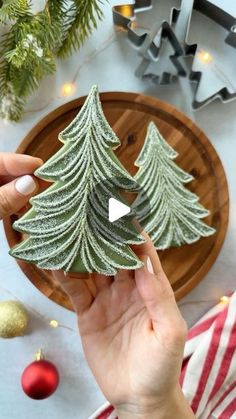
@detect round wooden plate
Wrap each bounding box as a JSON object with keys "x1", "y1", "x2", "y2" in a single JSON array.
[{"x1": 3, "y1": 92, "x2": 229, "y2": 310}]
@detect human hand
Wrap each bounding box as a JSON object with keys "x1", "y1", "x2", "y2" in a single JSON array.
[
  {"x1": 0, "y1": 152, "x2": 42, "y2": 219},
  {"x1": 53, "y1": 234, "x2": 194, "y2": 419}
]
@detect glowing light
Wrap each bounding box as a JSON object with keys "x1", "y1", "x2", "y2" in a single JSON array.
[
  {"x1": 61, "y1": 83, "x2": 76, "y2": 97},
  {"x1": 197, "y1": 50, "x2": 213, "y2": 64},
  {"x1": 117, "y1": 5, "x2": 133, "y2": 18},
  {"x1": 50, "y1": 319, "x2": 59, "y2": 328},
  {"x1": 220, "y1": 295, "x2": 229, "y2": 305}
]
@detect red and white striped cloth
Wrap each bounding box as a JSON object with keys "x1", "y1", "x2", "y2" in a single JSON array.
[{"x1": 89, "y1": 292, "x2": 236, "y2": 419}]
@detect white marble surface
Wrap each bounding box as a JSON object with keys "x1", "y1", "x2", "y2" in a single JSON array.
[{"x1": 0, "y1": 1, "x2": 236, "y2": 418}]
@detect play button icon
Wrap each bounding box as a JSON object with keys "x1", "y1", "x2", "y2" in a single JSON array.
[
  {"x1": 109, "y1": 198, "x2": 131, "y2": 223},
  {"x1": 90, "y1": 175, "x2": 151, "y2": 244}
]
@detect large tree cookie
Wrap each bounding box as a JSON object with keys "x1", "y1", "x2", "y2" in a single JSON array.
[{"x1": 10, "y1": 86, "x2": 144, "y2": 275}]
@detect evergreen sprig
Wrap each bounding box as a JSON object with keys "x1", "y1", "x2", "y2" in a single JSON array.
[
  {"x1": 57, "y1": 0, "x2": 104, "y2": 58},
  {"x1": 0, "y1": 0, "x2": 104, "y2": 121},
  {"x1": 0, "y1": 0, "x2": 29, "y2": 22}
]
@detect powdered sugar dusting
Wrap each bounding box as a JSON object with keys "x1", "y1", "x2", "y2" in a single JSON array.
[
  {"x1": 10, "y1": 86, "x2": 144, "y2": 274},
  {"x1": 134, "y1": 122, "x2": 216, "y2": 249}
]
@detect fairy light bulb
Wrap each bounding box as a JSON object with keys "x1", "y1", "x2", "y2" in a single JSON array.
[
  {"x1": 49, "y1": 320, "x2": 59, "y2": 328},
  {"x1": 119, "y1": 5, "x2": 133, "y2": 18},
  {"x1": 198, "y1": 50, "x2": 213, "y2": 64},
  {"x1": 220, "y1": 295, "x2": 229, "y2": 305},
  {"x1": 61, "y1": 82, "x2": 76, "y2": 97}
]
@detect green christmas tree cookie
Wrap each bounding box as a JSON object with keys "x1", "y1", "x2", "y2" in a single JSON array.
[
  {"x1": 133, "y1": 121, "x2": 216, "y2": 249},
  {"x1": 10, "y1": 85, "x2": 144, "y2": 275}
]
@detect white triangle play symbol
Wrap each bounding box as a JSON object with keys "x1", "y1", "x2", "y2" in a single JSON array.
[{"x1": 109, "y1": 198, "x2": 131, "y2": 223}]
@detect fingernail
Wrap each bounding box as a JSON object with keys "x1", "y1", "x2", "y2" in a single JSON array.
[
  {"x1": 15, "y1": 175, "x2": 37, "y2": 196},
  {"x1": 37, "y1": 158, "x2": 44, "y2": 166},
  {"x1": 147, "y1": 257, "x2": 154, "y2": 273}
]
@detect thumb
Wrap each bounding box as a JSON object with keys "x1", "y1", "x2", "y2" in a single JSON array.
[{"x1": 0, "y1": 175, "x2": 38, "y2": 219}]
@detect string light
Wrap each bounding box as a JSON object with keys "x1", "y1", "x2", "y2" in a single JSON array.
[
  {"x1": 220, "y1": 295, "x2": 230, "y2": 305},
  {"x1": 0, "y1": 285, "x2": 77, "y2": 334},
  {"x1": 197, "y1": 49, "x2": 236, "y2": 92},
  {"x1": 179, "y1": 294, "x2": 232, "y2": 308},
  {"x1": 24, "y1": 28, "x2": 123, "y2": 117},
  {"x1": 196, "y1": 48, "x2": 235, "y2": 92},
  {"x1": 49, "y1": 320, "x2": 59, "y2": 328},
  {"x1": 61, "y1": 82, "x2": 76, "y2": 97},
  {"x1": 197, "y1": 50, "x2": 213, "y2": 64},
  {"x1": 118, "y1": 5, "x2": 133, "y2": 18}
]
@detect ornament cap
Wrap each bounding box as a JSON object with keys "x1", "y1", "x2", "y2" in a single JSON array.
[{"x1": 35, "y1": 348, "x2": 44, "y2": 361}]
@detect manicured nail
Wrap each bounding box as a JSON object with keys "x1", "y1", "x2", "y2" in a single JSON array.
[
  {"x1": 15, "y1": 175, "x2": 37, "y2": 196},
  {"x1": 147, "y1": 257, "x2": 154, "y2": 273},
  {"x1": 36, "y1": 158, "x2": 44, "y2": 167}
]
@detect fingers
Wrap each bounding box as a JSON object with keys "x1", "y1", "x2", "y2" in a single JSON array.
[
  {"x1": 135, "y1": 258, "x2": 184, "y2": 334},
  {"x1": 52, "y1": 270, "x2": 94, "y2": 315},
  {"x1": 115, "y1": 269, "x2": 134, "y2": 281},
  {"x1": 93, "y1": 273, "x2": 113, "y2": 291},
  {"x1": 85, "y1": 277, "x2": 97, "y2": 298},
  {"x1": 0, "y1": 175, "x2": 39, "y2": 219},
  {"x1": 65, "y1": 272, "x2": 99, "y2": 297},
  {"x1": 0, "y1": 153, "x2": 43, "y2": 179},
  {"x1": 132, "y1": 230, "x2": 164, "y2": 276},
  {"x1": 133, "y1": 233, "x2": 184, "y2": 333},
  {"x1": 0, "y1": 153, "x2": 43, "y2": 218}
]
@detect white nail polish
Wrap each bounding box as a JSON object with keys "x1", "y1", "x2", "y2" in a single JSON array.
[
  {"x1": 147, "y1": 257, "x2": 154, "y2": 273},
  {"x1": 15, "y1": 175, "x2": 36, "y2": 196}
]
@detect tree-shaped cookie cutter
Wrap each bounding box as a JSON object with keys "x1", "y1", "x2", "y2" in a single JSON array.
[
  {"x1": 113, "y1": 0, "x2": 184, "y2": 83},
  {"x1": 135, "y1": 21, "x2": 186, "y2": 84},
  {"x1": 112, "y1": 0, "x2": 182, "y2": 48},
  {"x1": 185, "y1": 0, "x2": 236, "y2": 109},
  {"x1": 113, "y1": 0, "x2": 236, "y2": 106}
]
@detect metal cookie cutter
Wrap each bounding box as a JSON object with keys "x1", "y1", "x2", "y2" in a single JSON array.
[
  {"x1": 112, "y1": 0, "x2": 182, "y2": 48},
  {"x1": 135, "y1": 21, "x2": 186, "y2": 84},
  {"x1": 185, "y1": 0, "x2": 236, "y2": 109},
  {"x1": 113, "y1": 0, "x2": 184, "y2": 84}
]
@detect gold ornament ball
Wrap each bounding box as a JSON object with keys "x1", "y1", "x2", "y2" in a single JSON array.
[{"x1": 0, "y1": 301, "x2": 28, "y2": 338}]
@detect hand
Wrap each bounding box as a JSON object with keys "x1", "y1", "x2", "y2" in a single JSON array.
[
  {"x1": 53, "y1": 234, "x2": 195, "y2": 419},
  {"x1": 0, "y1": 152, "x2": 43, "y2": 219}
]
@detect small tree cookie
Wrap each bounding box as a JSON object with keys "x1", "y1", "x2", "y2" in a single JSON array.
[{"x1": 134, "y1": 121, "x2": 215, "y2": 249}]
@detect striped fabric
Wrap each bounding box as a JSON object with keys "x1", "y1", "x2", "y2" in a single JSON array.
[{"x1": 89, "y1": 292, "x2": 236, "y2": 419}]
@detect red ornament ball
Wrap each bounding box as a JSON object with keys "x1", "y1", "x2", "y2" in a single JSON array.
[{"x1": 21, "y1": 359, "x2": 59, "y2": 400}]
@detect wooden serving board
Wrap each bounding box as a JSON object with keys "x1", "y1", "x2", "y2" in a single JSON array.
[{"x1": 3, "y1": 92, "x2": 229, "y2": 310}]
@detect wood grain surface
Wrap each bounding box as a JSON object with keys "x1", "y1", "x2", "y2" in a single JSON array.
[{"x1": 3, "y1": 92, "x2": 229, "y2": 310}]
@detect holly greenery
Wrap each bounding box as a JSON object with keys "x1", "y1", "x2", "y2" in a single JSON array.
[{"x1": 0, "y1": 0, "x2": 103, "y2": 121}]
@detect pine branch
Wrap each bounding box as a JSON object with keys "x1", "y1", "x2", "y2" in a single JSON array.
[
  {"x1": 0, "y1": 0, "x2": 29, "y2": 22},
  {"x1": 56, "y1": 0, "x2": 104, "y2": 58},
  {"x1": 0, "y1": 10, "x2": 57, "y2": 120},
  {"x1": 0, "y1": 0, "x2": 105, "y2": 121},
  {"x1": 46, "y1": 0, "x2": 69, "y2": 50}
]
